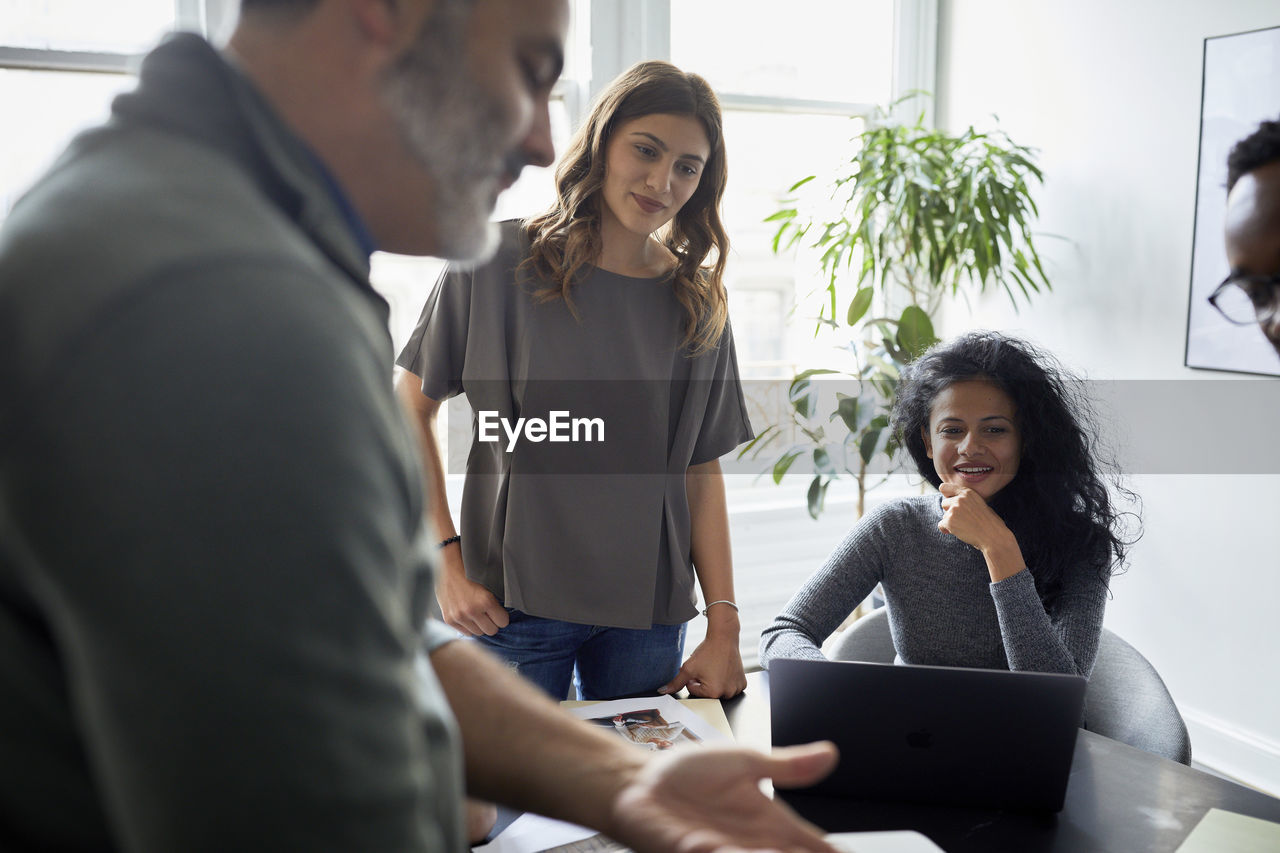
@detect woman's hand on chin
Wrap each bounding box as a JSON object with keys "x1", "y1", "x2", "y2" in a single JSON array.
[{"x1": 937, "y1": 482, "x2": 1026, "y2": 582}]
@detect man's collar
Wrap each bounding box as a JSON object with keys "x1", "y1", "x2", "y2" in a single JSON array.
[{"x1": 299, "y1": 144, "x2": 379, "y2": 261}]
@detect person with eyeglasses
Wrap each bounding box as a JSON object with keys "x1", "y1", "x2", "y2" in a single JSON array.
[{"x1": 1215, "y1": 116, "x2": 1280, "y2": 358}]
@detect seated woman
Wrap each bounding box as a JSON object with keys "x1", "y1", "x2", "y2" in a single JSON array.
[{"x1": 759, "y1": 331, "x2": 1138, "y2": 676}]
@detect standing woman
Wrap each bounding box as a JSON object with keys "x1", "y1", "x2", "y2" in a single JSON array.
[
  {"x1": 760, "y1": 331, "x2": 1138, "y2": 676},
  {"x1": 396, "y1": 61, "x2": 750, "y2": 700}
]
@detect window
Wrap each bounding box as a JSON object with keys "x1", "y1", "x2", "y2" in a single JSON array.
[
  {"x1": 1, "y1": 0, "x2": 177, "y2": 54},
  {"x1": 0, "y1": 68, "x2": 133, "y2": 217},
  {"x1": 670, "y1": 0, "x2": 894, "y2": 105},
  {"x1": 671, "y1": 0, "x2": 913, "y2": 375},
  {"x1": 0, "y1": 1, "x2": 236, "y2": 221}
]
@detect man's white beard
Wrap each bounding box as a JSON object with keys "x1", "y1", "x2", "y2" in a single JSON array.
[
  {"x1": 431, "y1": 184, "x2": 502, "y2": 263},
  {"x1": 379, "y1": 1, "x2": 513, "y2": 263}
]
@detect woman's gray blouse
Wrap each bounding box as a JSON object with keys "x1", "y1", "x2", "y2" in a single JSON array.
[{"x1": 396, "y1": 222, "x2": 752, "y2": 628}]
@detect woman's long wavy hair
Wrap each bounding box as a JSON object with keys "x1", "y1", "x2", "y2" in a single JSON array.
[
  {"x1": 522, "y1": 61, "x2": 730, "y2": 354},
  {"x1": 891, "y1": 331, "x2": 1140, "y2": 611}
]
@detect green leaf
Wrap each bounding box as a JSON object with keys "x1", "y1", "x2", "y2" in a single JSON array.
[
  {"x1": 806, "y1": 475, "x2": 830, "y2": 520},
  {"x1": 882, "y1": 335, "x2": 909, "y2": 364},
  {"x1": 789, "y1": 368, "x2": 838, "y2": 418},
  {"x1": 846, "y1": 286, "x2": 874, "y2": 327},
  {"x1": 773, "y1": 449, "x2": 802, "y2": 484},
  {"x1": 800, "y1": 425, "x2": 826, "y2": 444},
  {"x1": 833, "y1": 394, "x2": 860, "y2": 433},
  {"x1": 792, "y1": 368, "x2": 840, "y2": 384},
  {"x1": 788, "y1": 174, "x2": 817, "y2": 193},
  {"x1": 790, "y1": 385, "x2": 814, "y2": 419},
  {"x1": 859, "y1": 428, "x2": 883, "y2": 466},
  {"x1": 736, "y1": 423, "x2": 780, "y2": 459},
  {"x1": 813, "y1": 447, "x2": 836, "y2": 476},
  {"x1": 895, "y1": 305, "x2": 937, "y2": 359}
]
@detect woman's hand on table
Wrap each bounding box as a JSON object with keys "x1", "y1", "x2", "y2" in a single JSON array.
[{"x1": 659, "y1": 616, "x2": 746, "y2": 699}]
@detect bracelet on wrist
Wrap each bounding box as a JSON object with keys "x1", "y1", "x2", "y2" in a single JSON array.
[
  {"x1": 438, "y1": 534, "x2": 461, "y2": 549},
  {"x1": 701, "y1": 600, "x2": 739, "y2": 617}
]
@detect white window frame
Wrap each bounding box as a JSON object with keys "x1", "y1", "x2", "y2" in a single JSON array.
[
  {"x1": 0, "y1": 0, "x2": 238, "y2": 71},
  {"x1": 582, "y1": 0, "x2": 937, "y2": 124}
]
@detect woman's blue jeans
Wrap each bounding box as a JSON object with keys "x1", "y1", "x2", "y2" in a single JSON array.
[{"x1": 473, "y1": 608, "x2": 687, "y2": 700}]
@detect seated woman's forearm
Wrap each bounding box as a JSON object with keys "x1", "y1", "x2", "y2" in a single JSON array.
[{"x1": 990, "y1": 571, "x2": 1104, "y2": 675}]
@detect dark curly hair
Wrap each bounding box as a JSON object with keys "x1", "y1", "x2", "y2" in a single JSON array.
[
  {"x1": 891, "y1": 331, "x2": 1139, "y2": 611},
  {"x1": 1227, "y1": 116, "x2": 1280, "y2": 191}
]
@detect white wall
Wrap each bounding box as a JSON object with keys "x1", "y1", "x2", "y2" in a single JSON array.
[{"x1": 935, "y1": 0, "x2": 1280, "y2": 793}]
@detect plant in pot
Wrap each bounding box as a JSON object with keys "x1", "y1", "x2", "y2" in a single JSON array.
[{"x1": 740, "y1": 101, "x2": 1054, "y2": 519}]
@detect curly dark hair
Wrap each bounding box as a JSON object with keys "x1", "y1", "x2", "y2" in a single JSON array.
[
  {"x1": 891, "y1": 331, "x2": 1139, "y2": 611},
  {"x1": 1227, "y1": 116, "x2": 1280, "y2": 191}
]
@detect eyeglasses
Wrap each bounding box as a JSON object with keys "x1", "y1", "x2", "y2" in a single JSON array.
[{"x1": 1207, "y1": 273, "x2": 1280, "y2": 326}]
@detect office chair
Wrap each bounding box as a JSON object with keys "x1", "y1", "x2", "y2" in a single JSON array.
[{"x1": 829, "y1": 606, "x2": 1193, "y2": 765}]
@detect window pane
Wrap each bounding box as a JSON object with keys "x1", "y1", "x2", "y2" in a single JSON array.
[
  {"x1": 670, "y1": 0, "x2": 894, "y2": 105},
  {"x1": 0, "y1": 0, "x2": 176, "y2": 54},
  {"x1": 561, "y1": 0, "x2": 588, "y2": 84},
  {"x1": 373, "y1": 252, "x2": 448, "y2": 356},
  {"x1": 720, "y1": 109, "x2": 857, "y2": 375},
  {"x1": 0, "y1": 68, "x2": 134, "y2": 219}
]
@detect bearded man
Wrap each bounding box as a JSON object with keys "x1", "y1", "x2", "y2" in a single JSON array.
[{"x1": 0, "y1": 1, "x2": 837, "y2": 850}]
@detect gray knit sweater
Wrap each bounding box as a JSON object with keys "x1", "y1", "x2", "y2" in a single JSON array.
[{"x1": 759, "y1": 495, "x2": 1107, "y2": 676}]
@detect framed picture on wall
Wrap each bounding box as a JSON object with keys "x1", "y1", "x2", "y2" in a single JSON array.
[{"x1": 1184, "y1": 23, "x2": 1280, "y2": 377}]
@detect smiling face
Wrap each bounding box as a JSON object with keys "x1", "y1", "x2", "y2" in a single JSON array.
[
  {"x1": 599, "y1": 112, "x2": 710, "y2": 240},
  {"x1": 923, "y1": 379, "x2": 1022, "y2": 500}
]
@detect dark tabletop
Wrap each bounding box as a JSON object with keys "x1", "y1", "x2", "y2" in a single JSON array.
[{"x1": 723, "y1": 671, "x2": 1280, "y2": 853}]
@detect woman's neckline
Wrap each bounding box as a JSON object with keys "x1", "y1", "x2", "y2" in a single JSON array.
[
  {"x1": 593, "y1": 228, "x2": 678, "y2": 281},
  {"x1": 590, "y1": 263, "x2": 672, "y2": 283}
]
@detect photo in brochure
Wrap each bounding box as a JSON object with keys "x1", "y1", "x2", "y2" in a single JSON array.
[{"x1": 584, "y1": 707, "x2": 703, "y2": 751}]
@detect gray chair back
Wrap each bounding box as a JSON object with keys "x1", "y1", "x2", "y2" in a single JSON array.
[
  {"x1": 828, "y1": 607, "x2": 1192, "y2": 765},
  {"x1": 1083, "y1": 630, "x2": 1191, "y2": 765},
  {"x1": 829, "y1": 605, "x2": 895, "y2": 663}
]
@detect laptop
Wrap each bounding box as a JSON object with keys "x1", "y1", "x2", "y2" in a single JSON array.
[{"x1": 770, "y1": 658, "x2": 1087, "y2": 812}]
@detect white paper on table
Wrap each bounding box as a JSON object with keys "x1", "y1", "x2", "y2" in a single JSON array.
[
  {"x1": 472, "y1": 695, "x2": 732, "y2": 852},
  {"x1": 562, "y1": 693, "x2": 730, "y2": 745},
  {"x1": 827, "y1": 830, "x2": 947, "y2": 852},
  {"x1": 471, "y1": 812, "x2": 600, "y2": 853}
]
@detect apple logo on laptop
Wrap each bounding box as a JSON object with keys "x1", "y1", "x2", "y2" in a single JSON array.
[{"x1": 906, "y1": 728, "x2": 933, "y2": 749}]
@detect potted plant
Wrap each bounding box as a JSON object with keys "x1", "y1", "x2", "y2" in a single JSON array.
[{"x1": 741, "y1": 101, "x2": 1054, "y2": 519}]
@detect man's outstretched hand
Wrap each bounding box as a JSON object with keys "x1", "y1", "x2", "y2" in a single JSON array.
[{"x1": 606, "y1": 741, "x2": 841, "y2": 853}]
